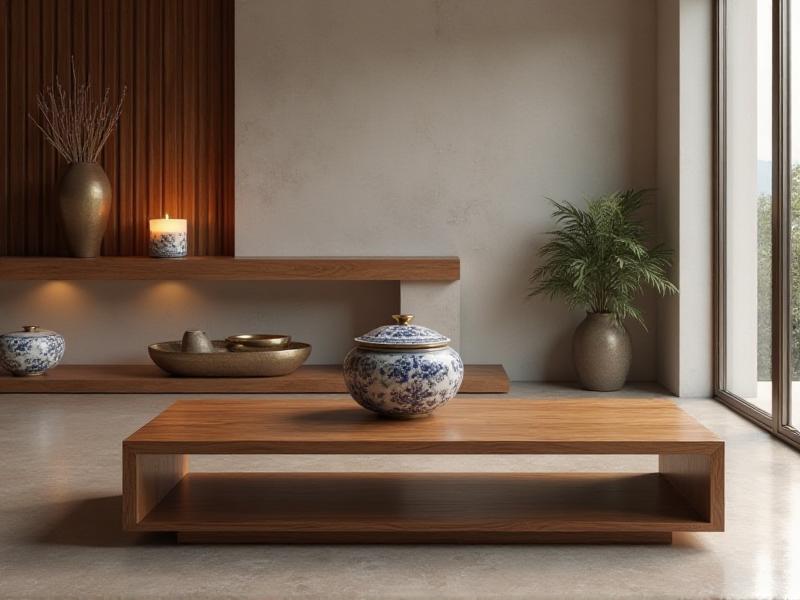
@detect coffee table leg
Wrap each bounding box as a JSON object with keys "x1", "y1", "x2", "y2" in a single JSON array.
[
  {"x1": 122, "y1": 447, "x2": 187, "y2": 529},
  {"x1": 659, "y1": 447, "x2": 724, "y2": 530}
]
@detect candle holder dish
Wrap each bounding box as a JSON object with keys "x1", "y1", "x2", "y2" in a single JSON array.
[{"x1": 149, "y1": 340, "x2": 311, "y2": 377}]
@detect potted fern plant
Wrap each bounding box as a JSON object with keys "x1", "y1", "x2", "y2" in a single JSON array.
[{"x1": 529, "y1": 189, "x2": 677, "y2": 391}]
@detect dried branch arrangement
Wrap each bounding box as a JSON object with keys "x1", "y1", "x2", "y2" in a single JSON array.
[{"x1": 29, "y1": 57, "x2": 126, "y2": 164}]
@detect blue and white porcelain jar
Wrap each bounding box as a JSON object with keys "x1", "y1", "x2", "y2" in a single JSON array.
[
  {"x1": 0, "y1": 325, "x2": 65, "y2": 376},
  {"x1": 343, "y1": 314, "x2": 464, "y2": 418}
]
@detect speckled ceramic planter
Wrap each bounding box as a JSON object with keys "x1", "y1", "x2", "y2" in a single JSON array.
[
  {"x1": 0, "y1": 325, "x2": 65, "y2": 376},
  {"x1": 572, "y1": 312, "x2": 631, "y2": 392},
  {"x1": 343, "y1": 315, "x2": 464, "y2": 418}
]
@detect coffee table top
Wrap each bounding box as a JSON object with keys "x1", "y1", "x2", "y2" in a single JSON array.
[{"x1": 125, "y1": 398, "x2": 722, "y2": 454}]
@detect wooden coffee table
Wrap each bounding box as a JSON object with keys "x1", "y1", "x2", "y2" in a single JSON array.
[{"x1": 122, "y1": 398, "x2": 724, "y2": 544}]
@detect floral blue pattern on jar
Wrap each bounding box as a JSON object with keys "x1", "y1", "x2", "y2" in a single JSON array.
[
  {"x1": 343, "y1": 315, "x2": 464, "y2": 418},
  {"x1": 0, "y1": 326, "x2": 65, "y2": 376}
]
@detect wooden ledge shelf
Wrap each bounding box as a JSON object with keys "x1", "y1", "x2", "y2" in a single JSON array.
[
  {"x1": 0, "y1": 256, "x2": 460, "y2": 281},
  {"x1": 0, "y1": 364, "x2": 509, "y2": 394}
]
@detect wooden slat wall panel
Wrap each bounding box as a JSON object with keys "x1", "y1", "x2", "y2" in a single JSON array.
[
  {"x1": 118, "y1": 0, "x2": 134, "y2": 256},
  {"x1": 102, "y1": 0, "x2": 120, "y2": 255},
  {"x1": 25, "y1": 0, "x2": 42, "y2": 256},
  {"x1": 0, "y1": 0, "x2": 234, "y2": 256},
  {"x1": 180, "y1": 0, "x2": 197, "y2": 256},
  {"x1": 220, "y1": 0, "x2": 235, "y2": 256},
  {"x1": 163, "y1": 0, "x2": 179, "y2": 232},
  {"x1": 133, "y1": 0, "x2": 149, "y2": 257},
  {"x1": 41, "y1": 0, "x2": 59, "y2": 256},
  {"x1": 8, "y1": 0, "x2": 26, "y2": 255},
  {"x1": 54, "y1": 0, "x2": 73, "y2": 256},
  {"x1": 196, "y1": 0, "x2": 208, "y2": 256},
  {"x1": 0, "y1": 0, "x2": 7, "y2": 256}
]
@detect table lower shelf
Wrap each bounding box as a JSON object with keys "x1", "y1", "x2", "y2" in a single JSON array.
[
  {"x1": 132, "y1": 472, "x2": 714, "y2": 544},
  {"x1": 0, "y1": 364, "x2": 509, "y2": 394}
]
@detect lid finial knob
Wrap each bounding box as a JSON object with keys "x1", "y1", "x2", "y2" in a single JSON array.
[
  {"x1": 23, "y1": 325, "x2": 39, "y2": 333},
  {"x1": 392, "y1": 314, "x2": 414, "y2": 326}
]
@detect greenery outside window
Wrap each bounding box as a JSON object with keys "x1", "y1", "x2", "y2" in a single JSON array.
[{"x1": 716, "y1": 0, "x2": 800, "y2": 450}]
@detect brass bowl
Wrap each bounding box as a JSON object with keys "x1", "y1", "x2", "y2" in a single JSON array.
[
  {"x1": 225, "y1": 334, "x2": 291, "y2": 351},
  {"x1": 226, "y1": 343, "x2": 288, "y2": 353},
  {"x1": 148, "y1": 340, "x2": 311, "y2": 377}
]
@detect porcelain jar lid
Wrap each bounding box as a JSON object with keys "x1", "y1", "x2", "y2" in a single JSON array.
[
  {"x1": 1, "y1": 325, "x2": 60, "y2": 338},
  {"x1": 354, "y1": 315, "x2": 450, "y2": 350}
]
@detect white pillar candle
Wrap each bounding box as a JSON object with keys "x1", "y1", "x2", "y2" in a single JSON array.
[{"x1": 149, "y1": 214, "x2": 188, "y2": 258}]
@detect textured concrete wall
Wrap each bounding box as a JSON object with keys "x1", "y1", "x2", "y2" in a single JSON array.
[
  {"x1": 0, "y1": 281, "x2": 398, "y2": 364},
  {"x1": 724, "y1": 0, "x2": 759, "y2": 397},
  {"x1": 656, "y1": 0, "x2": 681, "y2": 394},
  {"x1": 656, "y1": 0, "x2": 714, "y2": 397},
  {"x1": 236, "y1": 0, "x2": 658, "y2": 380},
  {"x1": 0, "y1": 0, "x2": 660, "y2": 377},
  {"x1": 677, "y1": 0, "x2": 713, "y2": 397}
]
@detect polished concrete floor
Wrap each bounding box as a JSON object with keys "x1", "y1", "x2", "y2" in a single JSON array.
[{"x1": 1, "y1": 383, "x2": 798, "y2": 599}]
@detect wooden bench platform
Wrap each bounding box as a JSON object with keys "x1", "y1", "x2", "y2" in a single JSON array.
[{"x1": 123, "y1": 397, "x2": 724, "y2": 544}]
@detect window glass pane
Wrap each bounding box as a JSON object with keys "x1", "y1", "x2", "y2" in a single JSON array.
[{"x1": 724, "y1": 0, "x2": 772, "y2": 415}]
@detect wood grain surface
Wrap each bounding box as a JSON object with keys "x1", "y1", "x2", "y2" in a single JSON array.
[
  {"x1": 659, "y1": 448, "x2": 725, "y2": 529},
  {"x1": 122, "y1": 398, "x2": 725, "y2": 542},
  {"x1": 124, "y1": 398, "x2": 723, "y2": 455},
  {"x1": 0, "y1": 0, "x2": 234, "y2": 256},
  {"x1": 175, "y1": 531, "x2": 674, "y2": 544},
  {"x1": 122, "y1": 449, "x2": 187, "y2": 527},
  {"x1": 0, "y1": 256, "x2": 460, "y2": 280},
  {"x1": 0, "y1": 363, "x2": 504, "y2": 394},
  {"x1": 135, "y1": 472, "x2": 710, "y2": 534}
]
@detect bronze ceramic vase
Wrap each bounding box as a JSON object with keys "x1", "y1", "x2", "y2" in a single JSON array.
[
  {"x1": 572, "y1": 312, "x2": 631, "y2": 392},
  {"x1": 58, "y1": 162, "x2": 111, "y2": 258}
]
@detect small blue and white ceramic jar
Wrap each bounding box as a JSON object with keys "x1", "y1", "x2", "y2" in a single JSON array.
[
  {"x1": 343, "y1": 314, "x2": 464, "y2": 418},
  {"x1": 0, "y1": 325, "x2": 65, "y2": 376}
]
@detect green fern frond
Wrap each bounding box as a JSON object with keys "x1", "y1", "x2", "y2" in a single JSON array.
[{"x1": 528, "y1": 189, "x2": 678, "y2": 328}]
